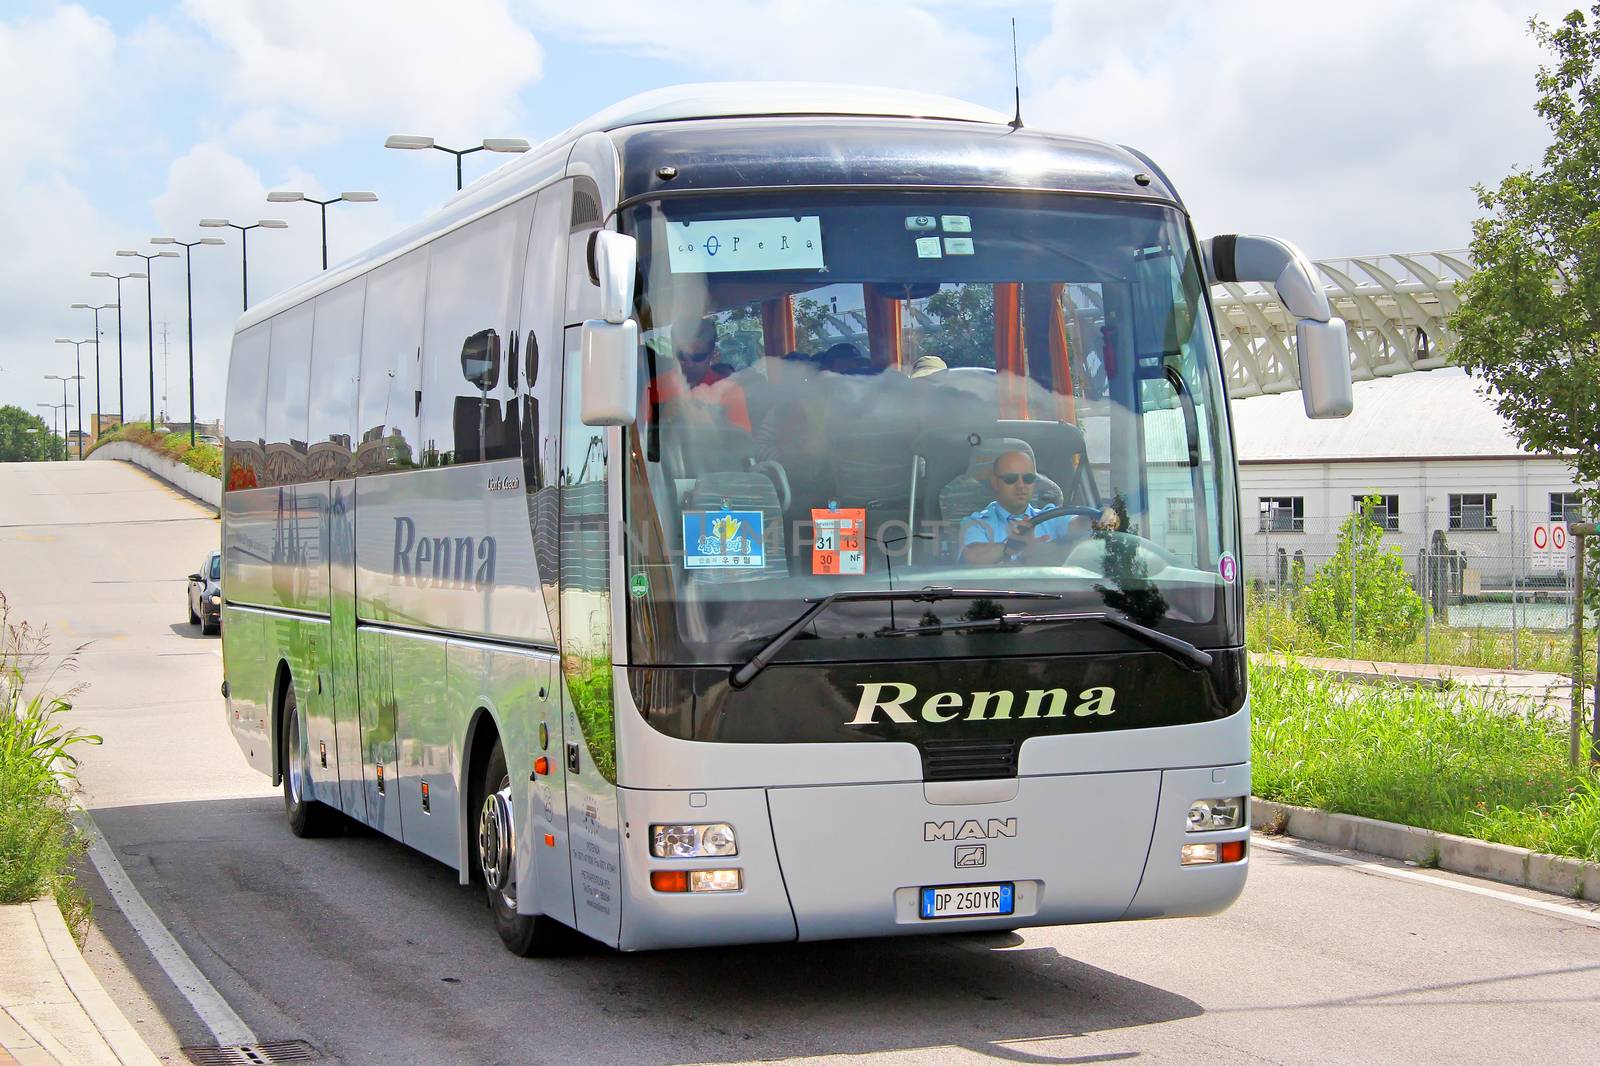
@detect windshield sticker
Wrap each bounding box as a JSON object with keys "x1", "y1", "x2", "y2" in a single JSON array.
[
  {"x1": 943, "y1": 237, "x2": 975, "y2": 256},
  {"x1": 812, "y1": 507, "x2": 866, "y2": 576},
  {"x1": 941, "y1": 215, "x2": 972, "y2": 233},
  {"x1": 667, "y1": 217, "x2": 824, "y2": 274},
  {"x1": 684, "y1": 510, "x2": 766, "y2": 569},
  {"x1": 629, "y1": 572, "x2": 649, "y2": 598},
  {"x1": 915, "y1": 236, "x2": 942, "y2": 259},
  {"x1": 904, "y1": 215, "x2": 937, "y2": 231},
  {"x1": 1218, "y1": 552, "x2": 1237, "y2": 584}
]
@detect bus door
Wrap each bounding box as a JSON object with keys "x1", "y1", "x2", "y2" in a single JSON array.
[{"x1": 326, "y1": 480, "x2": 367, "y2": 821}]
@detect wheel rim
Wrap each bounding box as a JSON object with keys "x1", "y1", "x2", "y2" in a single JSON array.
[
  {"x1": 477, "y1": 774, "x2": 517, "y2": 910},
  {"x1": 286, "y1": 706, "x2": 304, "y2": 806}
]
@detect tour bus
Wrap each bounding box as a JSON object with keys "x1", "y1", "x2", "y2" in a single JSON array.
[{"x1": 220, "y1": 84, "x2": 1352, "y2": 954}]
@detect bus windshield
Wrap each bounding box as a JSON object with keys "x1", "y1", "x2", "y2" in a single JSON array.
[{"x1": 619, "y1": 191, "x2": 1239, "y2": 668}]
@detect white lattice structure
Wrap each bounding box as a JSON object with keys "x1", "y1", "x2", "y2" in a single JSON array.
[{"x1": 1212, "y1": 250, "x2": 1475, "y2": 398}]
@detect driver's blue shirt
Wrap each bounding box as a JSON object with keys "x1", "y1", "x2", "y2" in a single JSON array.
[{"x1": 961, "y1": 501, "x2": 1076, "y2": 549}]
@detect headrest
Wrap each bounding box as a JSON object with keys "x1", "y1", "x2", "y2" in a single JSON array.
[{"x1": 964, "y1": 437, "x2": 1034, "y2": 481}]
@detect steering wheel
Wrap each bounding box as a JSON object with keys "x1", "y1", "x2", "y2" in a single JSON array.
[{"x1": 1014, "y1": 504, "x2": 1104, "y2": 530}]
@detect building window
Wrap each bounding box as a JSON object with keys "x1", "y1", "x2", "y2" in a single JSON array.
[
  {"x1": 1167, "y1": 496, "x2": 1195, "y2": 535},
  {"x1": 1259, "y1": 496, "x2": 1304, "y2": 532},
  {"x1": 1448, "y1": 493, "x2": 1496, "y2": 531},
  {"x1": 1550, "y1": 492, "x2": 1586, "y2": 524},
  {"x1": 1353, "y1": 494, "x2": 1400, "y2": 531}
]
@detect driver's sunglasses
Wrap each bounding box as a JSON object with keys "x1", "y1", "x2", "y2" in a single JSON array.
[{"x1": 997, "y1": 472, "x2": 1038, "y2": 485}]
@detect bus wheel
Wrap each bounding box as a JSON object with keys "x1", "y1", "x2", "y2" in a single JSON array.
[
  {"x1": 282, "y1": 683, "x2": 338, "y2": 838},
  {"x1": 477, "y1": 741, "x2": 561, "y2": 956}
]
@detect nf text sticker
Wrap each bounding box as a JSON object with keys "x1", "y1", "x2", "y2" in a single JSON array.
[
  {"x1": 812, "y1": 507, "x2": 866, "y2": 575},
  {"x1": 684, "y1": 510, "x2": 765, "y2": 569}
]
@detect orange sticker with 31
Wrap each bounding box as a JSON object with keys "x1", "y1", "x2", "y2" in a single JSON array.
[{"x1": 811, "y1": 507, "x2": 866, "y2": 575}]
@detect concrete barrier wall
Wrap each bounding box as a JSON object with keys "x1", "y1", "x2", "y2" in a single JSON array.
[{"x1": 88, "y1": 440, "x2": 221, "y2": 510}]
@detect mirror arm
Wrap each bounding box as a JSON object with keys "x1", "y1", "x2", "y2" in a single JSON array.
[{"x1": 1202, "y1": 235, "x2": 1331, "y2": 321}]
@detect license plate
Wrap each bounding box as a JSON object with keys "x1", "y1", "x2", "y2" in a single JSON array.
[{"x1": 919, "y1": 882, "x2": 1015, "y2": 919}]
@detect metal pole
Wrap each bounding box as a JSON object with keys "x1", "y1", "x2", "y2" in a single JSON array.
[
  {"x1": 319, "y1": 200, "x2": 329, "y2": 271},
  {"x1": 456, "y1": 152, "x2": 464, "y2": 191},
  {"x1": 184, "y1": 245, "x2": 195, "y2": 446},
  {"x1": 1350, "y1": 520, "x2": 1358, "y2": 658},
  {"x1": 115, "y1": 278, "x2": 126, "y2": 423},
  {"x1": 240, "y1": 225, "x2": 250, "y2": 311},
  {"x1": 146, "y1": 272, "x2": 156, "y2": 430},
  {"x1": 1570, "y1": 524, "x2": 1590, "y2": 767},
  {"x1": 1512, "y1": 507, "x2": 1519, "y2": 670},
  {"x1": 1423, "y1": 545, "x2": 1432, "y2": 663},
  {"x1": 90, "y1": 314, "x2": 102, "y2": 442},
  {"x1": 73, "y1": 353, "x2": 83, "y2": 459}
]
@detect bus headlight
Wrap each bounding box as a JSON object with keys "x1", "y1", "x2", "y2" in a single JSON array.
[
  {"x1": 650, "y1": 822, "x2": 737, "y2": 858},
  {"x1": 1186, "y1": 797, "x2": 1245, "y2": 832}
]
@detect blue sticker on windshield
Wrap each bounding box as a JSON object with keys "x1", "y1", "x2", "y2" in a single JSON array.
[{"x1": 683, "y1": 510, "x2": 765, "y2": 569}]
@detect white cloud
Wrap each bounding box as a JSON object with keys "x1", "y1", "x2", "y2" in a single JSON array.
[
  {"x1": 0, "y1": 5, "x2": 118, "y2": 184},
  {"x1": 522, "y1": 0, "x2": 1002, "y2": 96},
  {"x1": 1023, "y1": 0, "x2": 1572, "y2": 256},
  {"x1": 183, "y1": 0, "x2": 544, "y2": 141}
]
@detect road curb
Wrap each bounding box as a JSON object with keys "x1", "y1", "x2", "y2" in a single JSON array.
[
  {"x1": 1251, "y1": 798, "x2": 1600, "y2": 903},
  {"x1": 0, "y1": 900, "x2": 160, "y2": 1065},
  {"x1": 86, "y1": 441, "x2": 220, "y2": 512}
]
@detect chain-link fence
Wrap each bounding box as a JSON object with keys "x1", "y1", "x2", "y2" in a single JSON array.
[{"x1": 1245, "y1": 505, "x2": 1596, "y2": 672}]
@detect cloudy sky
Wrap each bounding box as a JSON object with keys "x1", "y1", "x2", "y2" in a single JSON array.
[{"x1": 0, "y1": 0, "x2": 1576, "y2": 430}]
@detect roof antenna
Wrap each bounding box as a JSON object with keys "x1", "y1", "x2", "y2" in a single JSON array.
[{"x1": 1008, "y1": 18, "x2": 1024, "y2": 130}]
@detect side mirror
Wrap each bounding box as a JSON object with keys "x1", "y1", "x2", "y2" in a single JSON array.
[
  {"x1": 187, "y1": 572, "x2": 202, "y2": 583},
  {"x1": 1203, "y1": 234, "x2": 1353, "y2": 419},
  {"x1": 580, "y1": 319, "x2": 640, "y2": 426},
  {"x1": 591, "y1": 231, "x2": 637, "y2": 325}
]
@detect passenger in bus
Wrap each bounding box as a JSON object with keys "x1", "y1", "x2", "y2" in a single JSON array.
[
  {"x1": 647, "y1": 318, "x2": 752, "y2": 431},
  {"x1": 960, "y1": 450, "x2": 1117, "y2": 565}
]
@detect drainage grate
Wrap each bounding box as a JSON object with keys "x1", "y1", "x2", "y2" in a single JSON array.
[
  {"x1": 183, "y1": 1040, "x2": 318, "y2": 1065},
  {"x1": 919, "y1": 738, "x2": 1019, "y2": 781}
]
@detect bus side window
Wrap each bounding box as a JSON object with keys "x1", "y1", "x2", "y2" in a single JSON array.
[
  {"x1": 565, "y1": 176, "x2": 603, "y2": 325},
  {"x1": 264, "y1": 301, "x2": 313, "y2": 487},
  {"x1": 357, "y1": 250, "x2": 428, "y2": 472},
  {"x1": 223, "y1": 324, "x2": 270, "y2": 490},
  {"x1": 307, "y1": 278, "x2": 366, "y2": 480},
  {"x1": 418, "y1": 207, "x2": 522, "y2": 467}
]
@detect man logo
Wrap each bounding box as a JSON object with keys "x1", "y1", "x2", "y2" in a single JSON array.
[
  {"x1": 925, "y1": 818, "x2": 1017, "y2": 841},
  {"x1": 954, "y1": 845, "x2": 987, "y2": 868}
]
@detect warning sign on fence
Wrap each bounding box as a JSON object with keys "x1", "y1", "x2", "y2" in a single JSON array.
[{"x1": 1531, "y1": 521, "x2": 1570, "y2": 572}]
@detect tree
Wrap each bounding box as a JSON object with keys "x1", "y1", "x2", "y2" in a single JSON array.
[
  {"x1": 0, "y1": 406, "x2": 59, "y2": 462},
  {"x1": 1451, "y1": 7, "x2": 1600, "y2": 528},
  {"x1": 1301, "y1": 499, "x2": 1426, "y2": 651}
]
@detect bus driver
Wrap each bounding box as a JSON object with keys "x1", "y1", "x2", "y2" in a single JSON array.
[{"x1": 960, "y1": 449, "x2": 1118, "y2": 565}]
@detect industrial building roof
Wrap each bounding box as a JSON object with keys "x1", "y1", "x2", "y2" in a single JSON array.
[{"x1": 1231, "y1": 366, "x2": 1532, "y2": 462}]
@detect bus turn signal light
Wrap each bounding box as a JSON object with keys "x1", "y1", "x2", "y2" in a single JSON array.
[
  {"x1": 1181, "y1": 840, "x2": 1247, "y2": 866},
  {"x1": 651, "y1": 870, "x2": 689, "y2": 893},
  {"x1": 534, "y1": 756, "x2": 549, "y2": 776}
]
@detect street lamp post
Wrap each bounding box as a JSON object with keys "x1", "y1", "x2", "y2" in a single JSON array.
[
  {"x1": 53, "y1": 340, "x2": 93, "y2": 457},
  {"x1": 265, "y1": 190, "x2": 378, "y2": 270},
  {"x1": 384, "y1": 135, "x2": 530, "y2": 191},
  {"x1": 198, "y1": 218, "x2": 287, "y2": 311},
  {"x1": 151, "y1": 235, "x2": 225, "y2": 445},
  {"x1": 36, "y1": 402, "x2": 69, "y2": 460},
  {"x1": 42, "y1": 377, "x2": 80, "y2": 459},
  {"x1": 115, "y1": 249, "x2": 180, "y2": 430},
  {"x1": 73, "y1": 298, "x2": 123, "y2": 428}
]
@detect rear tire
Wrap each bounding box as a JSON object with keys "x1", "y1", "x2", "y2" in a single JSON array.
[
  {"x1": 282, "y1": 682, "x2": 339, "y2": 838},
  {"x1": 475, "y1": 741, "x2": 565, "y2": 956}
]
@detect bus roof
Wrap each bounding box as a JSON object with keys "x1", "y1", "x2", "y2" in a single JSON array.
[{"x1": 235, "y1": 84, "x2": 1167, "y2": 334}]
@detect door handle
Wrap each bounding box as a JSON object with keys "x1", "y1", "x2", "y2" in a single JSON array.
[{"x1": 566, "y1": 741, "x2": 580, "y2": 775}]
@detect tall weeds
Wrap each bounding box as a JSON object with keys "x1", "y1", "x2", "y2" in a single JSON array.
[{"x1": 0, "y1": 592, "x2": 101, "y2": 936}]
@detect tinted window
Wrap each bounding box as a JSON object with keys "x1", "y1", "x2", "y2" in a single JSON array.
[
  {"x1": 418, "y1": 209, "x2": 521, "y2": 466},
  {"x1": 223, "y1": 323, "x2": 270, "y2": 491},
  {"x1": 264, "y1": 303, "x2": 314, "y2": 486},
  {"x1": 209, "y1": 554, "x2": 221, "y2": 580},
  {"x1": 357, "y1": 249, "x2": 429, "y2": 473},
  {"x1": 565, "y1": 176, "x2": 603, "y2": 325},
  {"x1": 307, "y1": 279, "x2": 366, "y2": 480}
]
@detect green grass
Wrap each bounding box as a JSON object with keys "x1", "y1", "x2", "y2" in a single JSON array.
[
  {"x1": 0, "y1": 596, "x2": 101, "y2": 938},
  {"x1": 86, "y1": 423, "x2": 221, "y2": 479},
  {"x1": 1248, "y1": 589, "x2": 1595, "y2": 675},
  {"x1": 1251, "y1": 659, "x2": 1600, "y2": 863}
]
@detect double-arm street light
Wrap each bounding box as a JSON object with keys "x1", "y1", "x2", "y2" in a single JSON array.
[
  {"x1": 265, "y1": 190, "x2": 377, "y2": 270},
  {"x1": 71, "y1": 298, "x2": 120, "y2": 428},
  {"x1": 384, "y1": 135, "x2": 530, "y2": 191},
  {"x1": 151, "y1": 235, "x2": 225, "y2": 445},
  {"x1": 37, "y1": 402, "x2": 70, "y2": 460},
  {"x1": 115, "y1": 248, "x2": 181, "y2": 430},
  {"x1": 43, "y1": 375, "x2": 82, "y2": 459},
  {"x1": 53, "y1": 340, "x2": 93, "y2": 456},
  {"x1": 197, "y1": 218, "x2": 287, "y2": 311}
]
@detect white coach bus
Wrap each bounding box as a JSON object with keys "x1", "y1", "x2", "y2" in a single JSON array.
[{"x1": 220, "y1": 84, "x2": 1351, "y2": 954}]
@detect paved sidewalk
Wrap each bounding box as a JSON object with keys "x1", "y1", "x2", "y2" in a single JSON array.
[
  {"x1": 1252, "y1": 651, "x2": 1575, "y2": 701},
  {"x1": 0, "y1": 901, "x2": 159, "y2": 1066}
]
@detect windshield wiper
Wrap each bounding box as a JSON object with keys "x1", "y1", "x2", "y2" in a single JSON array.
[
  {"x1": 729, "y1": 586, "x2": 1061, "y2": 689},
  {"x1": 876, "y1": 610, "x2": 1213, "y2": 672}
]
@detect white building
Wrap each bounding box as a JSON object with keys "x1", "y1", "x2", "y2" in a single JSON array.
[{"x1": 1232, "y1": 366, "x2": 1586, "y2": 589}]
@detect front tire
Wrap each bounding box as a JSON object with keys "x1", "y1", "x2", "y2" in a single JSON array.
[
  {"x1": 282, "y1": 682, "x2": 339, "y2": 838},
  {"x1": 188, "y1": 597, "x2": 199, "y2": 625},
  {"x1": 476, "y1": 741, "x2": 564, "y2": 956}
]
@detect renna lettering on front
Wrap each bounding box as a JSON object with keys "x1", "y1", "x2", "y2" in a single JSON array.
[{"x1": 218, "y1": 82, "x2": 1346, "y2": 955}]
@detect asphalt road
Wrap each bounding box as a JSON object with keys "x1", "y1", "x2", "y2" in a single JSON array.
[{"x1": 2, "y1": 459, "x2": 1598, "y2": 1066}]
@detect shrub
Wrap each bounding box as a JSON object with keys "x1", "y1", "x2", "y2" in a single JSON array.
[{"x1": 1300, "y1": 497, "x2": 1426, "y2": 650}]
